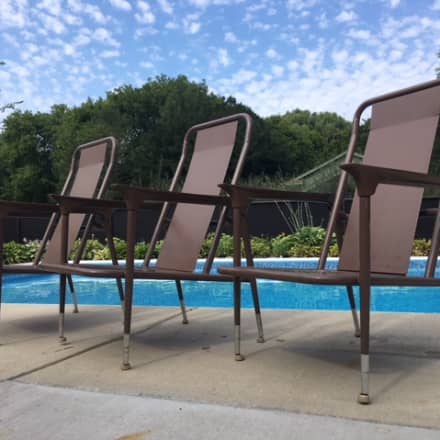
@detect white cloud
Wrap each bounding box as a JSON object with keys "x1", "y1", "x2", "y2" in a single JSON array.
[
  {"x1": 37, "y1": 0, "x2": 63, "y2": 16},
  {"x1": 93, "y1": 28, "x2": 120, "y2": 47},
  {"x1": 347, "y1": 29, "x2": 372, "y2": 40},
  {"x1": 317, "y1": 12, "x2": 328, "y2": 29},
  {"x1": 188, "y1": 0, "x2": 245, "y2": 7},
  {"x1": 335, "y1": 10, "x2": 357, "y2": 23},
  {"x1": 84, "y1": 3, "x2": 108, "y2": 23},
  {"x1": 390, "y1": 0, "x2": 400, "y2": 7},
  {"x1": 64, "y1": 13, "x2": 82, "y2": 26},
  {"x1": 266, "y1": 48, "x2": 280, "y2": 59},
  {"x1": 140, "y1": 61, "x2": 154, "y2": 68},
  {"x1": 286, "y1": 0, "x2": 317, "y2": 12},
  {"x1": 135, "y1": 1, "x2": 156, "y2": 24},
  {"x1": 108, "y1": 0, "x2": 132, "y2": 11},
  {"x1": 218, "y1": 48, "x2": 231, "y2": 67},
  {"x1": 165, "y1": 21, "x2": 179, "y2": 29},
  {"x1": 38, "y1": 12, "x2": 66, "y2": 34},
  {"x1": 183, "y1": 14, "x2": 201, "y2": 33},
  {"x1": 100, "y1": 49, "x2": 120, "y2": 58},
  {"x1": 433, "y1": 0, "x2": 440, "y2": 10},
  {"x1": 66, "y1": 0, "x2": 108, "y2": 23},
  {"x1": 272, "y1": 65, "x2": 284, "y2": 77},
  {"x1": 331, "y1": 49, "x2": 349, "y2": 64},
  {"x1": 0, "y1": 0, "x2": 28, "y2": 28},
  {"x1": 64, "y1": 44, "x2": 76, "y2": 56},
  {"x1": 73, "y1": 30, "x2": 91, "y2": 46},
  {"x1": 225, "y1": 31, "x2": 238, "y2": 43},
  {"x1": 158, "y1": 0, "x2": 174, "y2": 14}
]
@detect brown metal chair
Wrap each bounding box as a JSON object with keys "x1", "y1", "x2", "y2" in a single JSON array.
[
  {"x1": 39, "y1": 113, "x2": 264, "y2": 368},
  {"x1": 0, "y1": 137, "x2": 122, "y2": 314},
  {"x1": 218, "y1": 79, "x2": 440, "y2": 404}
]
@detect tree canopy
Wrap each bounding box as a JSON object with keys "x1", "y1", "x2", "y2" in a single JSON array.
[{"x1": 0, "y1": 75, "x2": 364, "y2": 202}]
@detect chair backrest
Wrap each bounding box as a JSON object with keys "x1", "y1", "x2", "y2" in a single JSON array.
[
  {"x1": 324, "y1": 80, "x2": 440, "y2": 275},
  {"x1": 39, "y1": 137, "x2": 118, "y2": 265},
  {"x1": 145, "y1": 114, "x2": 253, "y2": 273}
]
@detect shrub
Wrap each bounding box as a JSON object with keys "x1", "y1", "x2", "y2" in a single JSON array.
[
  {"x1": 70, "y1": 238, "x2": 105, "y2": 260},
  {"x1": 271, "y1": 234, "x2": 296, "y2": 257},
  {"x1": 135, "y1": 241, "x2": 149, "y2": 259},
  {"x1": 292, "y1": 226, "x2": 327, "y2": 247},
  {"x1": 217, "y1": 234, "x2": 234, "y2": 257},
  {"x1": 412, "y1": 239, "x2": 431, "y2": 256},
  {"x1": 200, "y1": 232, "x2": 215, "y2": 258},
  {"x1": 3, "y1": 240, "x2": 40, "y2": 264},
  {"x1": 250, "y1": 236, "x2": 272, "y2": 257}
]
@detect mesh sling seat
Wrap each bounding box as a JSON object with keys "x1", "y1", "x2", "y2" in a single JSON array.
[
  {"x1": 0, "y1": 137, "x2": 123, "y2": 314},
  {"x1": 218, "y1": 79, "x2": 440, "y2": 404},
  {"x1": 39, "y1": 113, "x2": 265, "y2": 369}
]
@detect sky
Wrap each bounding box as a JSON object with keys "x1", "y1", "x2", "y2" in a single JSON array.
[{"x1": 0, "y1": 0, "x2": 439, "y2": 124}]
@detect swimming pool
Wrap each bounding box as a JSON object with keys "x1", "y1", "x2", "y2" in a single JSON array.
[{"x1": 2, "y1": 258, "x2": 440, "y2": 313}]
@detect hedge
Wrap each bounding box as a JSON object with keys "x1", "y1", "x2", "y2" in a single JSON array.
[{"x1": 1, "y1": 227, "x2": 433, "y2": 264}]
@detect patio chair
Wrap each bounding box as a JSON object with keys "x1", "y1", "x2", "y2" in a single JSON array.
[
  {"x1": 0, "y1": 137, "x2": 123, "y2": 314},
  {"x1": 218, "y1": 78, "x2": 440, "y2": 404},
  {"x1": 39, "y1": 113, "x2": 265, "y2": 368}
]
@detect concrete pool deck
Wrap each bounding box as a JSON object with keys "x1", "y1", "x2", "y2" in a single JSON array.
[{"x1": 1, "y1": 303, "x2": 440, "y2": 439}]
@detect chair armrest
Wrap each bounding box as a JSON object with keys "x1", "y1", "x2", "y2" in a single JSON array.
[
  {"x1": 341, "y1": 164, "x2": 440, "y2": 197},
  {"x1": 49, "y1": 195, "x2": 125, "y2": 213},
  {"x1": 219, "y1": 183, "x2": 334, "y2": 208},
  {"x1": 0, "y1": 200, "x2": 58, "y2": 217},
  {"x1": 112, "y1": 184, "x2": 229, "y2": 208}
]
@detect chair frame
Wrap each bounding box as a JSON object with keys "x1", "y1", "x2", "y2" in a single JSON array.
[
  {"x1": 39, "y1": 113, "x2": 265, "y2": 369},
  {"x1": 0, "y1": 137, "x2": 122, "y2": 314},
  {"x1": 218, "y1": 78, "x2": 440, "y2": 404}
]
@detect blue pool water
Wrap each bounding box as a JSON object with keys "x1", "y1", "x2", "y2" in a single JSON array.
[{"x1": 2, "y1": 258, "x2": 440, "y2": 313}]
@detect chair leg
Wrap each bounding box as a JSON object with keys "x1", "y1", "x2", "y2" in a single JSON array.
[
  {"x1": 59, "y1": 274, "x2": 67, "y2": 343},
  {"x1": 357, "y1": 195, "x2": 372, "y2": 404},
  {"x1": 358, "y1": 295, "x2": 371, "y2": 404},
  {"x1": 250, "y1": 279, "x2": 264, "y2": 343},
  {"x1": 121, "y1": 273, "x2": 133, "y2": 370},
  {"x1": 175, "y1": 280, "x2": 188, "y2": 324},
  {"x1": 234, "y1": 278, "x2": 245, "y2": 361},
  {"x1": 105, "y1": 220, "x2": 125, "y2": 306},
  {"x1": 121, "y1": 207, "x2": 136, "y2": 371},
  {"x1": 67, "y1": 275, "x2": 79, "y2": 313},
  {"x1": 241, "y1": 219, "x2": 265, "y2": 343},
  {"x1": 346, "y1": 286, "x2": 360, "y2": 337}
]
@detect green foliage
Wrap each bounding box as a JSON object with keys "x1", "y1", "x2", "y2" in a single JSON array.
[
  {"x1": 250, "y1": 236, "x2": 272, "y2": 257},
  {"x1": 3, "y1": 240, "x2": 40, "y2": 264},
  {"x1": 217, "y1": 234, "x2": 234, "y2": 257},
  {"x1": 1, "y1": 233, "x2": 434, "y2": 264},
  {"x1": 69, "y1": 239, "x2": 105, "y2": 261},
  {"x1": 271, "y1": 227, "x2": 330, "y2": 257},
  {"x1": 134, "y1": 241, "x2": 149, "y2": 259},
  {"x1": 0, "y1": 74, "x2": 377, "y2": 203},
  {"x1": 271, "y1": 234, "x2": 297, "y2": 257},
  {"x1": 412, "y1": 239, "x2": 431, "y2": 256}
]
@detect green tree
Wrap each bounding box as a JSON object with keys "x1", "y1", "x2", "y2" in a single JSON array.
[{"x1": 0, "y1": 111, "x2": 56, "y2": 201}]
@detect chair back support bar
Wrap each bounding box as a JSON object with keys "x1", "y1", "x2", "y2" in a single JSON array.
[
  {"x1": 41, "y1": 137, "x2": 117, "y2": 264},
  {"x1": 338, "y1": 84, "x2": 440, "y2": 275}
]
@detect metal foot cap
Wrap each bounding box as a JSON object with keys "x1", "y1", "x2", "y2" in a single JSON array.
[
  {"x1": 182, "y1": 319, "x2": 189, "y2": 325},
  {"x1": 235, "y1": 354, "x2": 245, "y2": 361},
  {"x1": 121, "y1": 362, "x2": 132, "y2": 371},
  {"x1": 256, "y1": 336, "x2": 265, "y2": 343},
  {"x1": 358, "y1": 393, "x2": 370, "y2": 405}
]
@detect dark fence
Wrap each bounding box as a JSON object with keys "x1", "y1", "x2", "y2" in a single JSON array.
[{"x1": 4, "y1": 197, "x2": 439, "y2": 244}]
